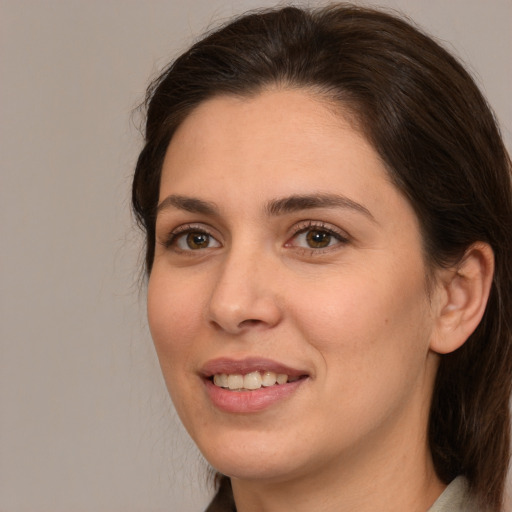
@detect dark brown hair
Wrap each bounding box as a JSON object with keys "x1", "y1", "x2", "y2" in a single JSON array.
[{"x1": 132, "y1": 4, "x2": 512, "y2": 510}]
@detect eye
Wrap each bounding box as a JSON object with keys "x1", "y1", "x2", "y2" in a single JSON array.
[
  {"x1": 287, "y1": 222, "x2": 348, "y2": 251},
  {"x1": 165, "y1": 227, "x2": 221, "y2": 251},
  {"x1": 301, "y1": 229, "x2": 335, "y2": 248}
]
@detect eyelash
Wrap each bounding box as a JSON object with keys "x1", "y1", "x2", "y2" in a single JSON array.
[
  {"x1": 161, "y1": 224, "x2": 218, "y2": 252},
  {"x1": 286, "y1": 221, "x2": 349, "y2": 254},
  {"x1": 161, "y1": 221, "x2": 349, "y2": 254}
]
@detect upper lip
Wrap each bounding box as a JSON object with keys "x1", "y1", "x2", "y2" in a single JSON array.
[{"x1": 200, "y1": 357, "x2": 309, "y2": 378}]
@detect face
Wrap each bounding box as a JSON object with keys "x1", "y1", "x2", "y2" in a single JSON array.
[{"x1": 148, "y1": 89, "x2": 440, "y2": 483}]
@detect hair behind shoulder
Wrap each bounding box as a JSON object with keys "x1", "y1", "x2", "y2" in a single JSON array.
[{"x1": 132, "y1": 4, "x2": 512, "y2": 510}]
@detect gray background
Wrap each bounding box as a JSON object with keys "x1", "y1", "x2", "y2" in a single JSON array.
[{"x1": 1, "y1": 1, "x2": 510, "y2": 511}]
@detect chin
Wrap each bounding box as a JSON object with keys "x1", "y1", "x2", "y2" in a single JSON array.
[
  {"x1": 211, "y1": 456, "x2": 306, "y2": 483},
  {"x1": 194, "y1": 428, "x2": 311, "y2": 482}
]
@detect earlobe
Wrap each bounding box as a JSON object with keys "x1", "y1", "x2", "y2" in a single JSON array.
[{"x1": 430, "y1": 242, "x2": 494, "y2": 355}]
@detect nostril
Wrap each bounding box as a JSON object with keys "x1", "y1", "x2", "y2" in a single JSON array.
[{"x1": 238, "y1": 319, "x2": 262, "y2": 327}]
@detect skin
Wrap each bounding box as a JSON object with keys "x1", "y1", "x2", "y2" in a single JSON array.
[{"x1": 148, "y1": 89, "x2": 450, "y2": 511}]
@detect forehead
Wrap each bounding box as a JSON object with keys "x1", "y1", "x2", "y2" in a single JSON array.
[
  {"x1": 178, "y1": 87, "x2": 355, "y2": 137},
  {"x1": 160, "y1": 89, "x2": 391, "y2": 200}
]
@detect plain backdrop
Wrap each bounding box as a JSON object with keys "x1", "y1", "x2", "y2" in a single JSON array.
[{"x1": 1, "y1": 1, "x2": 511, "y2": 511}]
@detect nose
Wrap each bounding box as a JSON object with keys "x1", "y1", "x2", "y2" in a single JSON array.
[{"x1": 207, "y1": 248, "x2": 283, "y2": 335}]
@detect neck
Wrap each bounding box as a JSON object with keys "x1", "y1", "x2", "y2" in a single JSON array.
[
  {"x1": 230, "y1": 407, "x2": 445, "y2": 512},
  {"x1": 232, "y1": 446, "x2": 444, "y2": 512}
]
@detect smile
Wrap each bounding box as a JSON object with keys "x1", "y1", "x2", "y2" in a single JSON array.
[
  {"x1": 201, "y1": 357, "x2": 310, "y2": 412},
  {"x1": 212, "y1": 371, "x2": 302, "y2": 391}
]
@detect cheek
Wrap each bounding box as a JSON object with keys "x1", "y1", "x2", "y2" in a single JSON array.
[
  {"x1": 292, "y1": 271, "x2": 433, "y2": 442},
  {"x1": 295, "y1": 261, "x2": 432, "y2": 380},
  {"x1": 147, "y1": 270, "x2": 203, "y2": 369},
  {"x1": 146, "y1": 270, "x2": 209, "y2": 424}
]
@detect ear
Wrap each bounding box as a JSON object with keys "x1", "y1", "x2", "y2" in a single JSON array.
[{"x1": 430, "y1": 242, "x2": 494, "y2": 355}]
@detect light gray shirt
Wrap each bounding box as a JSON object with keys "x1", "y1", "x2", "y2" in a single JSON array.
[
  {"x1": 206, "y1": 475, "x2": 478, "y2": 512},
  {"x1": 428, "y1": 477, "x2": 478, "y2": 512}
]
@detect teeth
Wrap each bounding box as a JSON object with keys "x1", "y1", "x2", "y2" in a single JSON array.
[
  {"x1": 212, "y1": 371, "x2": 300, "y2": 390},
  {"x1": 276, "y1": 373, "x2": 288, "y2": 385},
  {"x1": 261, "y1": 371, "x2": 277, "y2": 387},
  {"x1": 243, "y1": 371, "x2": 262, "y2": 390},
  {"x1": 227, "y1": 374, "x2": 244, "y2": 390},
  {"x1": 213, "y1": 374, "x2": 228, "y2": 387}
]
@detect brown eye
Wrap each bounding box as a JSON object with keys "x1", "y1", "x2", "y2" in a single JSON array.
[
  {"x1": 171, "y1": 229, "x2": 221, "y2": 251},
  {"x1": 286, "y1": 223, "x2": 348, "y2": 252},
  {"x1": 306, "y1": 230, "x2": 332, "y2": 248},
  {"x1": 186, "y1": 232, "x2": 210, "y2": 249}
]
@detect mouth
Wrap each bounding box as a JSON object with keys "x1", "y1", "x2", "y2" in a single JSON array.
[
  {"x1": 210, "y1": 371, "x2": 305, "y2": 391},
  {"x1": 200, "y1": 357, "x2": 310, "y2": 412}
]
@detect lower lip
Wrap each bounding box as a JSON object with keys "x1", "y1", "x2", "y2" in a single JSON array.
[{"x1": 204, "y1": 378, "x2": 307, "y2": 413}]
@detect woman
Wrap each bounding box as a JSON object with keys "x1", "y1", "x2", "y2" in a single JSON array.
[{"x1": 132, "y1": 4, "x2": 512, "y2": 511}]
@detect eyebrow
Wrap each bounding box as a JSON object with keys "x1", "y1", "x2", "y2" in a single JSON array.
[
  {"x1": 156, "y1": 193, "x2": 375, "y2": 221},
  {"x1": 156, "y1": 195, "x2": 218, "y2": 215},
  {"x1": 265, "y1": 193, "x2": 375, "y2": 220}
]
